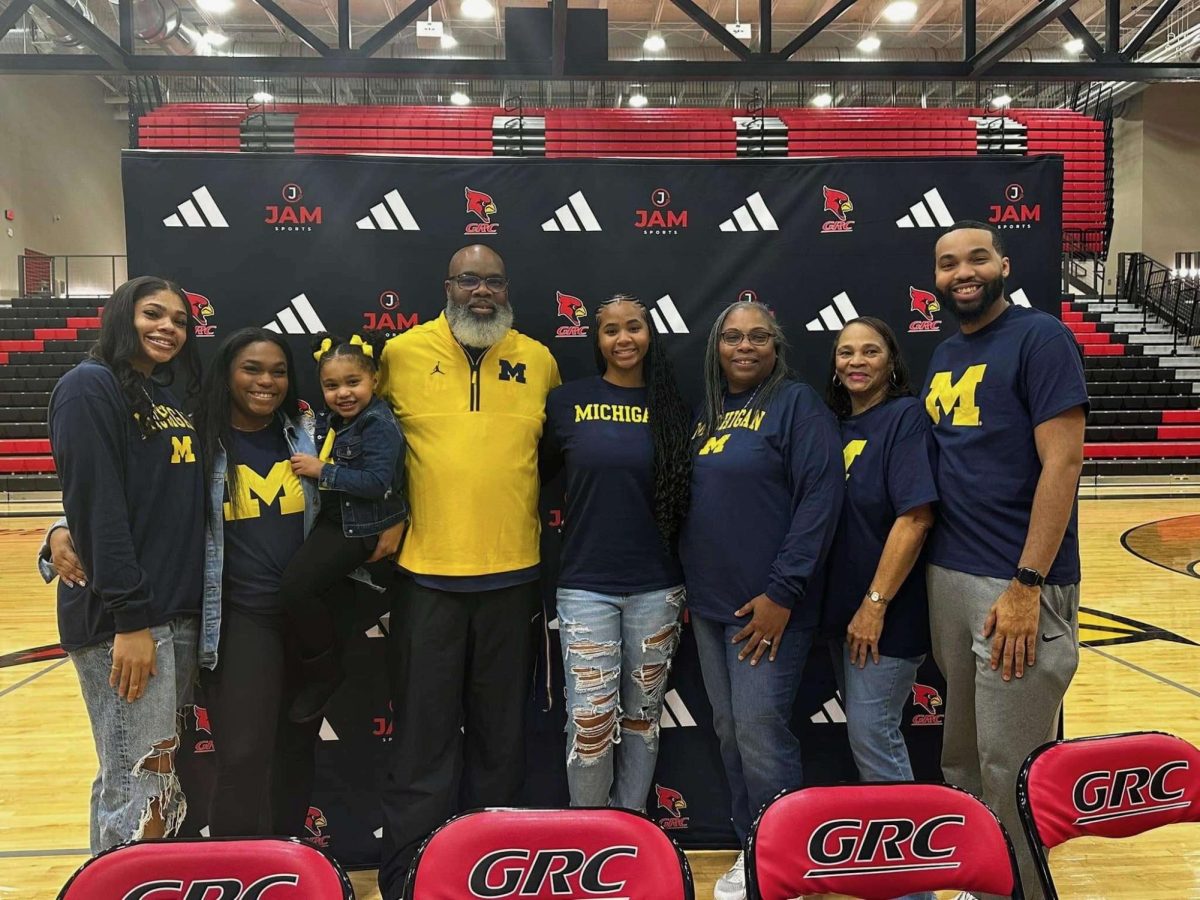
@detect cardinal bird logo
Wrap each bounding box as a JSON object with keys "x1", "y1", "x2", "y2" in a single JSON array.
[
  {"x1": 464, "y1": 187, "x2": 497, "y2": 224},
  {"x1": 656, "y1": 785, "x2": 688, "y2": 818},
  {"x1": 909, "y1": 287, "x2": 941, "y2": 321},
  {"x1": 823, "y1": 186, "x2": 854, "y2": 222},
  {"x1": 186, "y1": 292, "x2": 214, "y2": 326},
  {"x1": 911, "y1": 683, "x2": 944, "y2": 716},
  {"x1": 556, "y1": 292, "x2": 587, "y2": 326}
]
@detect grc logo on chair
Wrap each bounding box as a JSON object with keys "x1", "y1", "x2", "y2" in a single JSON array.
[
  {"x1": 747, "y1": 783, "x2": 1022, "y2": 900},
  {"x1": 403, "y1": 807, "x2": 694, "y2": 900}
]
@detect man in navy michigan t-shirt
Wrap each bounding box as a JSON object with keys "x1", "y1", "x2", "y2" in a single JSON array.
[{"x1": 922, "y1": 221, "x2": 1087, "y2": 900}]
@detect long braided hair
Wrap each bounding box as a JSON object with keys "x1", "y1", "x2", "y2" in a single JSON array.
[
  {"x1": 698, "y1": 300, "x2": 792, "y2": 442},
  {"x1": 592, "y1": 294, "x2": 692, "y2": 548},
  {"x1": 90, "y1": 276, "x2": 201, "y2": 438}
]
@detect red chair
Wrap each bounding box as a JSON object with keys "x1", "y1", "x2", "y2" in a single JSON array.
[
  {"x1": 58, "y1": 836, "x2": 353, "y2": 898},
  {"x1": 1017, "y1": 731, "x2": 1200, "y2": 899},
  {"x1": 403, "y1": 807, "x2": 693, "y2": 900},
  {"x1": 747, "y1": 783, "x2": 1023, "y2": 900}
]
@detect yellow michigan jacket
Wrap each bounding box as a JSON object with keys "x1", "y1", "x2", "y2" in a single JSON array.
[{"x1": 377, "y1": 312, "x2": 561, "y2": 576}]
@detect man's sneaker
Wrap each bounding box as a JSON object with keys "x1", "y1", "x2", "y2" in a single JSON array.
[{"x1": 713, "y1": 851, "x2": 746, "y2": 900}]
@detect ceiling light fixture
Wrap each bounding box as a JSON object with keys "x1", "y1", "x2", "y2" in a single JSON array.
[
  {"x1": 252, "y1": 91, "x2": 273, "y2": 103},
  {"x1": 461, "y1": 0, "x2": 493, "y2": 19},
  {"x1": 882, "y1": 1, "x2": 918, "y2": 22},
  {"x1": 991, "y1": 93, "x2": 1013, "y2": 107},
  {"x1": 812, "y1": 92, "x2": 833, "y2": 107},
  {"x1": 450, "y1": 91, "x2": 471, "y2": 106},
  {"x1": 1064, "y1": 37, "x2": 1085, "y2": 54},
  {"x1": 857, "y1": 35, "x2": 881, "y2": 52},
  {"x1": 644, "y1": 34, "x2": 666, "y2": 52},
  {"x1": 629, "y1": 93, "x2": 649, "y2": 108},
  {"x1": 196, "y1": 0, "x2": 234, "y2": 14}
]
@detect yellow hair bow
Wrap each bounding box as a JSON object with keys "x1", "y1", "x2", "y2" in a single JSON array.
[
  {"x1": 313, "y1": 337, "x2": 333, "y2": 362},
  {"x1": 350, "y1": 334, "x2": 374, "y2": 358}
]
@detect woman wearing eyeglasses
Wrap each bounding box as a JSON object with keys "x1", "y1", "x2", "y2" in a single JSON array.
[
  {"x1": 679, "y1": 300, "x2": 843, "y2": 900},
  {"x1": 540, "y1": 294, "x2": 692, "y2": 811}
]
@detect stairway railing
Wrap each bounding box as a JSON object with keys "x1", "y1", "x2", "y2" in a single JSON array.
[{"x1": 1115, "y1": 252, "x2": 1200, "y2": 356}]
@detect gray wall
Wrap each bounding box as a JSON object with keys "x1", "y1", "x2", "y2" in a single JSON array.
[
  {"x1": 1106, "y1": 82, "x2": 1200, "y2": 290},
  {"x1": 0, "y1": 76, "x2": 128, "y2": 299}
]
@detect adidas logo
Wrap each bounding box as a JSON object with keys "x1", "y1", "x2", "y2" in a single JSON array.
[
  {"x1": 163, "y1": 186, "x2": 228, "y2": 228},
  {"x1": 356, "y1": 189, "x2": 420, "y2": 231},
  {"x1": 804, "y1": 292, "x2": 860, "y2": 331},
  {"x1": 541, "y1": 191, "x2": 602, "y2": 232},
  {"x1": 895, "y1": 188, "x2": 955, "y2": 229},
  {"x1": 1010, "y1": 288, "x2": 1031, "y2": 307},
  {"x1": 659, "y1": 690, "x2": 697, "y2": 728},
  {"x1": 719, "y1": 192, "x2": 779, "y2": 232},
  {"x1": 318, "y1": 718, "x2": 339, "y2": 741},
  {"x1": 264, "y1": 293, "x2": 326, "y2": 335},
  {"x1": 810, "y1": 692, "x2": 847, "y2": 724},
  {"x1": 649, "y1": 295, "x2": 689, "y2": 334}
]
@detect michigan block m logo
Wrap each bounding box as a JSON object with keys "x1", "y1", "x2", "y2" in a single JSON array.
[
  {"x1": 498, "y1": 359, "x2": 527, "y2": 383},
  {"x1": 925, "y1": 364, "x2": 987, "y2": 426},
  {"x1": 170, "y1": 436, "x2": 195, "y2": 464},
  {"x1": 699, "y1": 434, "x2": 731, "y2": 455},
  {"x1": 224, "y1": 462, "x2": 305, "y2": 520}
]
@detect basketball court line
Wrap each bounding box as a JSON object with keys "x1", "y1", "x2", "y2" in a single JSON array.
[
  {"x1": 1083, "y1": 643, "x2": 1200, "y2": 699},
  {"x1": 0, "y1": 848, "x2": 88, "y2": 858},
  {"x1": 0, "y1": 659, "x2": 67, "y2": 700}
]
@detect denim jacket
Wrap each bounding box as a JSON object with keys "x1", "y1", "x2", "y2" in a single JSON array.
[{"x1": 315, "y1": 396, "x2": 409, "y2": 538}]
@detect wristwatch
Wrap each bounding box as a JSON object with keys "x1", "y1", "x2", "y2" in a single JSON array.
[
  {"x1": 1015, "y1": 567, "x2": 1045, "y2": 588},
  {"x1": 866, "y1": 590, "x2": 890, "y2": 605}
]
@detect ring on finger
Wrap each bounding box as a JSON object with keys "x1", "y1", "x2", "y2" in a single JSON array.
[{"x1": 759, "y1": 637, "x2": 772, "y2": 646}]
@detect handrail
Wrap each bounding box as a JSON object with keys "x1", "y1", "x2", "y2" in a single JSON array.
[
  {"x1": 1115, "y1": 252, "x2": 1200, "y2": 356},
  {"x1": 15, "y1": 254, "x2": 127, "y2": 300}
]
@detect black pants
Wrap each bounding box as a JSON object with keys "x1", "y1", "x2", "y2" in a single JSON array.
[
  {"x1": 200, "y1": 605, "x2": 322, "y2": 837},
  {"x1": 280, "y1": 513, "x2": 376, "y2": 658},
  {"x1": 377, "y1": 576, "x2": 541, "y2": 899}
]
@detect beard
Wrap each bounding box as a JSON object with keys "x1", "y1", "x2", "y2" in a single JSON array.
[
  {"x1": 938, "y1": 274, "x2": 1006, "y2": 323},
  {"x1": 445, "y1": 298, "x2": 515, "y2": 347}
]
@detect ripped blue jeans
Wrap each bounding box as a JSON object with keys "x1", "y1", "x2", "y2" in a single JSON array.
[
  {"x1": 70, "y1": 616, "x2": 198, "y2": 854},
  {"x1": 557, "y1": 586, "x2": 685, "y2": 811}
]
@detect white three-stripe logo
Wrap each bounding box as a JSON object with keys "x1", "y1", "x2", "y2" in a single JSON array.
[
  {"x1": 896, "y1": 188, "x2": 954, "y2": 228},
  {"x1": 805, "y1": 292, "x2": 860, "y2": 331},
  {"x1": 719, "y1": 192, "x2": 779, "y2": 232},
  {"x1": 810, "y1": 692, "x2": 847, "y2": 724},
  {"x1": 649, "y1": 295, "x2": 689, "y2": 334},
  {"x1": 163, "y1": 186, "x2": 228, "y2": 228},
  {"x1": 264, "y1": 293, "x2": 326, "y2": 334},
  {"x1": 356, "y1": 190, "x2": 420, "y2": 231},
  {"x1": 541, "y1": 191, "x2": 602, "y2": 232},
  {"x1": 659, "y1": 690, "x2": 696, "y2": 728}
]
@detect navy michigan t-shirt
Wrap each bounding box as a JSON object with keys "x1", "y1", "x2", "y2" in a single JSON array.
[
  {"x1": 823, "y1": 396, "x2": 938, "y2": 658},
  {"x1": 542, "y1": 376, "x2": 682, "y2": 593},
  {"x1": 920, "y1": 303, "x2": 1089, "y2": 585},
  {"x1": 48, "y1": 359, "x2": 204, "y2": 651},
  {"x1": 679, "y1": 379, "x2": 844, "y2": 629},
  {"x1": 222, "y1": 422, "x2": 307, "y2": 614}
]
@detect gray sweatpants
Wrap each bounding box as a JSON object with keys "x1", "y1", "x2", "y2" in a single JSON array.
[{"x1": 928, "y1": 564, "x2": 1080, "y2": 900}]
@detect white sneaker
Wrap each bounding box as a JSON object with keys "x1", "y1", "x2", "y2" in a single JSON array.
[{"x1": 713, "y1": 851, "x2": 746, "y2": 900}]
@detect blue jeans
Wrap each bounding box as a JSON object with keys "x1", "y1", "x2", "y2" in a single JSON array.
[
  {"x1": 70, "y1": 616, "x2": 198, "y2": 853},
  {"x1": 557, "y1": 585, "x2": 685, "y2": 811},
  {"x1": 691, "y1": 615, "x2": 813, "y2": 843},
  {"x1": 834, "y1": 641, "x2": 934, "y2": 900}
]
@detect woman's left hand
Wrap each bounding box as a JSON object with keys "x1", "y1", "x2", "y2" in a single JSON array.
[
  {"x1": 290, "y1": 453, "x2": 324, "y2": 479},
  {"x1": 367, "y1": 519, "x2": 407, "y2": 563},
  {"x1": 846, "y1": 600, "x2": 886, "y2": 668},
  {"x1": 732, "y1": 594, "x2": 791, "y2": 665}
]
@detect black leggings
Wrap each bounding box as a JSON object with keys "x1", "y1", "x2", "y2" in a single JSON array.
[
  {"x1": 280, "y1": 513, "x2": 377, "y2": 658},
  {"x1": 201, "y1": 606, "x2": 322, "y2": 836}
]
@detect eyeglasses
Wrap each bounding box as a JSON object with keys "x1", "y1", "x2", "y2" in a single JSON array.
[
  {"x1": 450, "y1": 274, "x2": 509, "y2": 291},
  {"x1": 720, "y1": 329, "x2": 774, "y2": 347}
]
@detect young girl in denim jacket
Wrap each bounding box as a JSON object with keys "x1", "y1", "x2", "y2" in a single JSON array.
[{"x1": 282, "y1": 332, "x2": 409, "y2": 722}]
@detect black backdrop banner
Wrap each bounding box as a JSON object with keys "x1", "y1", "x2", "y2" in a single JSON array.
[{"x1": 123, "y1": 151, "x2": 1063, "y2": 867}]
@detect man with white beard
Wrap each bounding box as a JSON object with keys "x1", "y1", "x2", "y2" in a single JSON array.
[{"x1": 374, "y1": 244, "x2": 560, "y2": 900}]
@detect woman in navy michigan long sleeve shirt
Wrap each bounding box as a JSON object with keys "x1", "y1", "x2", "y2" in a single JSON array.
[{"x1": 679, "y1": 300, "x2": 843, "y2": 900}]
